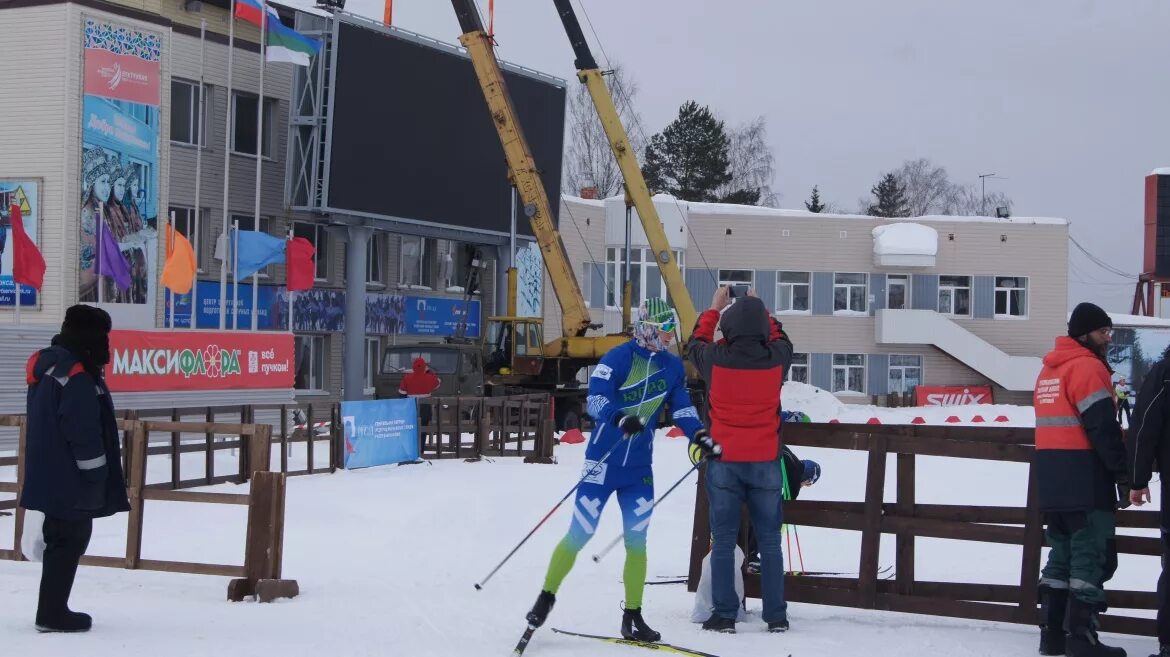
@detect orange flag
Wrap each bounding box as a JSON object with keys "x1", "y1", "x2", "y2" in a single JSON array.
[{"x1": 160, "y1": 222, "x2": 197, "y2": 295}]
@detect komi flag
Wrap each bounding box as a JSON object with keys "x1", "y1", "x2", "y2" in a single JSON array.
[{"x1": 266, "y1": 8, "x2": 321, "y2": 67}]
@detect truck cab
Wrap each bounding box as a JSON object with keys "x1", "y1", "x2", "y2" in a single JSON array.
[{"x1": 374, "y1": 343, "x2": 485, "y2": 399}]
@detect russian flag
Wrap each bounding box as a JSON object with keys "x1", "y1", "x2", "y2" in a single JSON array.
[{"x1": 234, "y1": 0, "x2": 265, "y2": 28}]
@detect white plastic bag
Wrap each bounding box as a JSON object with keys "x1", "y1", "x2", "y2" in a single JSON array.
[
  {"x1": 691, "y1": 545, "x2": 747, "y2": 623},
  {"x1": 21, "y1": 510, "x2": 46, "y2": 562}
]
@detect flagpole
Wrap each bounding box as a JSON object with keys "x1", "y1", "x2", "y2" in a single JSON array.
[
  {"x1": 14, "y1": 284, "x2": 21, "y2": 325},
  {"x1": 219, "y1": 0, "x2": 236, "y2": 330},
  {"x1": 287, "y1": 225, "x2": 294, "y2": 332},
  {"x1": 192, "y1": 17, "x2": 207, "y2": 331},
  {"x1": 97, "y1": 202, "x2": 105, "y2": 305},
  {"x1": 252, "y1": 0, "x2": 267, "y2": 333},
  {"x1": 232, "y1": 221, "x2": 240, "y2": 330},
  {"x1": 167, "y1": 211, "x2": 175, "y2": 329}
]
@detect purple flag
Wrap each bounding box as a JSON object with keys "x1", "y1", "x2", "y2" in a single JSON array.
[{"x1": 97, "y1": 219, "x2": 131, "y2": 291}]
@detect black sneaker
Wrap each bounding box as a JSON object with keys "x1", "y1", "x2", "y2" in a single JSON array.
[
  {"x1": 701, "y1": 615, "x2": 735, "y2": 633},
  {"x1": 35, "y1": 611, "x2": 92, "y2": 633},
  {"x1": 768, "y1": 619, "x2": 790, "y2": 633},
  {"x1": 746, "y1": 560, "x2": 761, "y2": 575},
  {"x1": 621, "y1": 607, "x2": 661, "y2": 643},
  {"x1": 525, "y1": 590, "x2": 556, "y2": 628}
]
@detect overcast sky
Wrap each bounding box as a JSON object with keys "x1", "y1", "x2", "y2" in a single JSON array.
[{"x1": 287, "y1": 0, "x2": 1169, "y2": 314}]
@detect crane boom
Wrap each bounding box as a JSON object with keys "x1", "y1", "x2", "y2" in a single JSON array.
[
  {"x1": 451, "y1": 0, "x2": 593, "y2": 338},
  {"x1": 550, "y1": 0, "x2": 698, "y2": 340}
]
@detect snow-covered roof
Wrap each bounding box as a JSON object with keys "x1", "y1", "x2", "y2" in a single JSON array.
[
  {"x1": 873, "y1": 223, "x2": 939, "y2": 256},
  {"x1": 1097, "y1": 312, "x2": 1170, "y2": 329},
  {"x1": 1152, "y1": 168, "x2": 1170, "y2": 176},
  {"x1": 560, "y1": 195, "x2": 1067, "y2": 226}
]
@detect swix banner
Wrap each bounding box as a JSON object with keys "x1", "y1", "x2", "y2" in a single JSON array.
[
  {"x1": 915, "y1": 385, "x2": 994, "y2": 407},
  {"x1": 106, "y1": 330, "x2": 294, "y2": 392}
]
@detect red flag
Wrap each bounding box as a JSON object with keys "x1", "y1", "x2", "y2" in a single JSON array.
[
  {"x1": 285, "y1": 236, "x2": 316, "y2": 292},
  {"x1": 10, "y1": 204, "x2": 45, "y2": 291}
]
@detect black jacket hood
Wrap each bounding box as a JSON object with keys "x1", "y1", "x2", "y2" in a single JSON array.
[{"x1": 720, "y1": 297, "x2": 770, "y2": 344}]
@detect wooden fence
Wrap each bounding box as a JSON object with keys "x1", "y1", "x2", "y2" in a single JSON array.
[
  {"x1": 416, "y1": 393, "x2": 555, "y2": 462},
  {"x1": 0, "y1": 415, "x2": 297, "y2": 602},
  {"x1": 688, "y1": 422, "x2": 1161, "y2": 637}
]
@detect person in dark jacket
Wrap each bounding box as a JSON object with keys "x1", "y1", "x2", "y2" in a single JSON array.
[
  {"x1": 20, "y1": 304, "x2": 130, "y2": 633},
  {"x1": 1033, "y1": 302, "x2": 1129, "y2": 657},
  {"x1": 687, "y1": 286, "x2": 793, "y2": 634},
  {"x1": 1126, "y1": 346, "x2": 1170, "y2": 657}
]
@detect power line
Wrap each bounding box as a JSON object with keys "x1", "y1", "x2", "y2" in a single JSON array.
[
  {"x1": 560, "y1": 194, "x2": 614, "y2": 303},
  {"x1": 1068, "y1": 235, "x2": 1139, "y2": 280}
]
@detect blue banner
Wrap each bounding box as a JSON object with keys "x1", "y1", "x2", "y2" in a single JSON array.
[
  {"x1": 405, "y1": 296, "x2": 481, "y2": 337},
  {"x1": 341, "y1": 399, "x2": 420, "y2": 469},
  {"x1": 165, "y1": 280, "x2": 287, "y2": 330}
]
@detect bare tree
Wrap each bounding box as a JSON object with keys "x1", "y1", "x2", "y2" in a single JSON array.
[
  {"x1": 895, "y1": 158, "x2": 955, "y2": 216},
  {"x1": 717, "y1": 115, "x2": 779, "y2": 207},
  {"x1": 563, "y1": 65, "x2": 647, "y2": 199},
  {"x1": 948, "y1": 185, "x2": 1013, "y2": 216}
]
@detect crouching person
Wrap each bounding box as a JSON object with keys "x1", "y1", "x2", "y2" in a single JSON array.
[{"x1": 20, "y1": 305, "x2": 130, "y2": 632}]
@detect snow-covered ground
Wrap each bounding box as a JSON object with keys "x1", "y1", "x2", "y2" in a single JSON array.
[{"x1": 0, "y1": 393, "x2": 1160, "y2": 656}]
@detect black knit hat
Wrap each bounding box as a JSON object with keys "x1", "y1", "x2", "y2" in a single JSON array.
[{"x1": 1068, "y1": 302, "x2": 1112, "y2": 338}]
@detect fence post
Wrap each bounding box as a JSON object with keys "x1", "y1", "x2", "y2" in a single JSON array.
[
  {"x1": 895, "y1": 451, "x2": 915, "y2": 596},
  {"x1": 205, "y1": 407, "x2": 215, "y2": 486},
  {"x1": 1019, "y1": 458, "x2": 1044, "y2": 617},
  {"x1": 687, "y1": 463, "x2": 709, "y2": 593},
  {"x1": 248, "y1": 424, "x2": 273, "y2": 477},
  {"x1": 280, "y1": 405, "x2": 289, "y2": 475},
  {"x1": 13, "y1": 417, "x2": 28, "y2": 560},
  {"x1": 228, "y1": 471, "x2": 299, "y2": 603},
  {"x1": 170, "y1": 407, "x2": 181, "y2": 488},
  {"x1": 306, "y1": 404, "x2": 315, "y2": 473},
  {"x1": 124, "y1": 422, "x2": 148, "y2": 569},
  {"x1": 858, "y1": 432, "x2": 888, "y2": 608},
  {"x1": 475, "y1": 416, "x2": 490, "y2": 460}
]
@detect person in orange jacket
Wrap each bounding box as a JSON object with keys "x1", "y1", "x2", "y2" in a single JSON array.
[{"x1": 1034, "y1": 302, "x2": 1129, "y2": 657}]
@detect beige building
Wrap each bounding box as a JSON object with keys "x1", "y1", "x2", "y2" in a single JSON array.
[{"x1": 547, "y1": 194, "x2": 1069, "y2": 405}]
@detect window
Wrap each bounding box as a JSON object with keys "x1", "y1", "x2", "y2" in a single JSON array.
[
  {"x1": 365, "y1": 337, "x2": 380, "y2": 391},
  {"x1": 168, "y1": 206, "x2": 207, "y2": 272},
  {"x1": 292, "y1": 222, "x2": 328, "y2": 280},
  {"x1": 832, "y1": 354, "x2": 866, "y2": 393},
  {"x1": 399, "y1": 235, "x2": 435, "y2": 288},
  {"x1": 604, "y1": 247, "x2": 685, "y2": 307},
  {"x1": 994, "y1": 276, "x2": 1028, "y2": 318},
  {"x1": 441, "y1": 241, "x2": 480, "y2": 292},
  {"x1": 888, "y1": 355, "x2": 923, "y2": 395},
  {"x1": 382, "y1": 348, "x2": 459, "y2": 375},
  {"x1": 230, "y1": 215, "x2": 272, "y2": 278},
  {"x1": 886, "y1": 274, "x2": 909, "y2": 310},
  {"x1": 938, "y1": 275, "x2": 971, "y2": 316},
  {"x1": 718, "y1": 269, "x2": 754, "y2": 288},
  {"x1": 170, "y1": 79, "x2": 209, "y2": 146},
  {"x1": 776, "y1": 272, "x2": 811, "y2": 313},
  {"x1": 231, "y1": 92, "x2": 276, "y2": 157},
  {"x1": 294, "y1": 335, "x2": 325, "y2": 391},
  {"x1": 367, "y1": 233, "x2": 384, "y2": 285},
  {"x1": 833, "y1": 273, "x2": 868, "y2": 314},
  {"x1": 787, "y1": 353, "x2": 809, "y2": 383}
]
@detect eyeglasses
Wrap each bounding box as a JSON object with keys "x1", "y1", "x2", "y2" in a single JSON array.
[{"x1": 1092, "y1": 327, "x2": 1113, "y2": 337}]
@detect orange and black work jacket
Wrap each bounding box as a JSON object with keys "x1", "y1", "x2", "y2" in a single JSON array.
[{"x1": 1033, "y1": 337, "x2": 1127, "y2": 512}]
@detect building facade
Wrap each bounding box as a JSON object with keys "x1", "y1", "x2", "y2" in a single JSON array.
[{"x1": 549, "y1": 194, "x2": 1070, "y2": 405}]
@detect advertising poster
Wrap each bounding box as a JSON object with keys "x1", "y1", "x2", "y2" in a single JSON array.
[
  {"x1": 341, "y1": 398, "x2": 420, "y2": 469},
  {"x1": 405, "y1": 296, "x2": 481, "y2": 337},
  {"x1": 106, "y1": 330, "x2": 295, "y2": 392},
  {"x1": 166, "y1": 280, "x2": 287, "y2": 330},
  {"x1": 78, "y1": 19, "x2": 161, "y2": 324},
  {"x1": 915, "y1": 386, "x2": 994, "y2": 407},
  {"x1": 0, "y1": 181, "x2": 39, "y2": 306},
  {"x1": 515, "y1": 241, "x2": 543, "y2": 318}
]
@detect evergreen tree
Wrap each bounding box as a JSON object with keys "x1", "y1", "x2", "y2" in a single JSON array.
[
  {"x1": 805, "y1": 185, "x2": 826, "y2": 213},
  {"x1": 720, "y1": 188, "x2": 761, "y2": 205},
  {"x1": 642, "y1": 101, "x2": 732, "y2": 202},
  {"x1": 866, "y1": 173, "x2": 910, "y2": 218}
]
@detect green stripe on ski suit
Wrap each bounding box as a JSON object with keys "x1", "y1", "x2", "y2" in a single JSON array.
[
  {"x1": 617, "y1": 353, "x2": 668, "y2": 422},
  {"x1": 542, "y1": 539, "x2": 649, "y2": 608}
]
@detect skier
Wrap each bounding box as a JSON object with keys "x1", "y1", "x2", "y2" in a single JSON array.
[
  {"x1": 524, "y1": 298, "x2": 713, "y2": 643},
  {"x1": 1034, "y1": 302, "x2": 1129, "y2": 657},
  {"x1": 1115, "y1": 377, "x2": 1133, "y2": 427}
]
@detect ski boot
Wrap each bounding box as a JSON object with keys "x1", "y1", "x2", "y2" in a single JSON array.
[
  {"x1": 1038, "y1": 584, "x2": 1068, "y2": 656},
  {"x1": 525, "y1": 590, "x2": 556, "y2": 628},
  {"x1": 621, "y1": 607, "x2": 661, "y2": 643},
  {"x1": 1066, "y1": 597, "x2": 1126, "y2": 657}
]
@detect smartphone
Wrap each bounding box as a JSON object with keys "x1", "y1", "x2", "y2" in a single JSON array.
[{"x1": 727, "y1": 285, "x2": 749, "y2": 299}]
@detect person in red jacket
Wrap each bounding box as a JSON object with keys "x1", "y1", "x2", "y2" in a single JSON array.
[
  {"x1": 1034, "y1": 302, "x2": 1129, "y2": 657},
  {"x1": 400, "y1": 357, "x2": 441, "y2": 427},
  {"x1": 686, "y1": 286, "x2": 793, "y2": 634}
]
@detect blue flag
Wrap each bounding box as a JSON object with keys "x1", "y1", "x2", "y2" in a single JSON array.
[{"x1": 234, "y1": 229, "x2": 286, "y2": 280}]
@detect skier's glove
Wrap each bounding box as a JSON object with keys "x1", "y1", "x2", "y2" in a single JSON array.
[
  {"x1": 691, "y1": 429, "x2": 722, "y2": 460},
  {"x1": 617, "y1": 415, "x2": 644, "y2": 437}
]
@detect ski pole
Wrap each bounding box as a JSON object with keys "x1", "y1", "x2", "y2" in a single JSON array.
[
  {"x1": 591, "y1": 458, "x2": 704, "y2": 564},
  {"x1": 474, "y1": 434, "x2": 630, "y2": 590}
]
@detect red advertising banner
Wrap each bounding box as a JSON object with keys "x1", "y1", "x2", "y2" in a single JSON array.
[
  {"x1": 106, "y1": 330, "x2": 295, "y2": 392},
  {"x1": 83, "y1": 44, "x2": 161, "y2": 105},
  {"x1": 915, "y1": 385, "x2": 994, "y2": 407}
]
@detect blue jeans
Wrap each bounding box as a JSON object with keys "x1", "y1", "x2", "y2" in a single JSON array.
[{"x1": 706, "y1": 459, "x2": 786, "y2": 623}]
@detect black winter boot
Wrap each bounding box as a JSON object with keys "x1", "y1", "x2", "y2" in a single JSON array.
[
  {"x1": 35, "y1": 517, "x2": 93, "y2": 633},
  {"x1": 621, "y1": 607, "x2": 661, "y2": 643},
  {"x1": 701, "y1": 615, "x2": 735, "y2": 633},
  {"x1": 1066, "y1": 596, "x2": 1126, "y2": 657},
  {"x1": 36, "y1": 611, "x2": 92, "y2": 633},
  {"x1": 525, "y1": 590, "x2": 556, "y2": 628},
  {"x1": 1039, "y1": 585, "x2": 1068, "y2": 656}
]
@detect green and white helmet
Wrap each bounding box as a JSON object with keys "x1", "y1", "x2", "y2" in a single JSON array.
[{"x1": 634, "y1": 298, "x2": 679, "y2": 351}]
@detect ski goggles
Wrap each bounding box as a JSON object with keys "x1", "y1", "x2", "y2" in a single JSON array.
[{"x1": 643, "y1": 314, "x2": 678, "y2": 334}]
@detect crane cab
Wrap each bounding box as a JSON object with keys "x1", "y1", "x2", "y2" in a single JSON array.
[{"x1": 483, "y1": 316, "x2": 545, "y2": 377}]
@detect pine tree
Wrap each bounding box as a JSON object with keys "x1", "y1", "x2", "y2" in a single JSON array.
[
  {"x1": 642, "y1": 101, "x2": 732, "y2": 202},
  {"x1": 805, "y1": 185, "x2": 826, "y2": 213},
  {"x1": 867, "y1": 173, "x2": 910, "y2": 218}
]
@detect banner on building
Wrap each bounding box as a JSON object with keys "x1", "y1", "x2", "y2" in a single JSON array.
[
  {"x1": 165, "y1": 282, "x2": 480, "y2": 337},
  {"x1": 915, "y1": 385, "x2": 994, "y2": 407},
  {"x1": 340, "y1": 398, "x2": 420, "y2": 469},
  {"x1": 78, "y1": 19, "x2": 162, "y2": 327},
  {"x1": 0, "y1": 180, "x2": 40, "y2": 306},
  {"x1": 515, "y1": 241, "x2": 543, "y2": 318},
  {"x1": 106, "y1": 330, "x2": 295, "y2": 392}
]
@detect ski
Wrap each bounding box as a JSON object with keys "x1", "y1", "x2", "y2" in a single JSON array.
[
  {"x1": 551, "y1": 628, "x2": 722, "y2": 657},
  {"x1": 511, "y1": 624, "x2": 537, "y2": 656}
]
